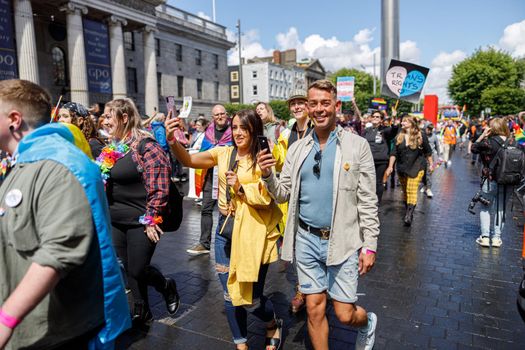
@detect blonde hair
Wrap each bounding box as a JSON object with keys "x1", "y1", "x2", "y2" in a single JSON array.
[
  {"x1": 256, "y1": 102, "x2": 276, "y2": 123},
  {"x1": 489, "y1": 117, "x2": 510, "y2": 138},
  {"x1": 105, "y1": 98, "x2": 151, "y2": 142},
  {"x1": 0, "y1": 79, "x2": 51, "y2": 128},
  {"x1": 396, "y1": 116, "x2": 422, "y2": 149}
]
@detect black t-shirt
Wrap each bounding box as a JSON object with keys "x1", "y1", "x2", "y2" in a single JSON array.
[
  {"x1": 394, "y1": 133, "x2": 432, "y2": 177},
  {"x1": 106, "y1": 151, "x2": 147, "y2": 225},
  {"x1": 215, "y1": 126, "x2": 227, "y2": 143}
]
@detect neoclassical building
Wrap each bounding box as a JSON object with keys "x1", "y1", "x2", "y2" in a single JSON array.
[{"x1": 0, "y1": 0, "x2": 234, "y2": 116}]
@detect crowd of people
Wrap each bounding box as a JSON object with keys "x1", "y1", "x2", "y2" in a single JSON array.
[{"x1": 1, "y1": 77, "x2": 525, "y2": 350}]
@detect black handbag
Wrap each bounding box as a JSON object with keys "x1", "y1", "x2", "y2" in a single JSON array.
[{"x1": 218, "y1": 148, "x2": 238, "y2": 240}]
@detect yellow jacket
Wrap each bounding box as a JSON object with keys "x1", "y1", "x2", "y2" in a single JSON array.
[{"x1": 227, "y1": 180, "x2": 282, "y2": 306}]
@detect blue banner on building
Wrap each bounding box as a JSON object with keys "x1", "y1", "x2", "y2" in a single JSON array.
[
  {"x1": 83, "y1": 18, "x2": 112, "y2": 94},
  {"x1": 0, "y1": 0, "x2": 19, "y2": 80}
]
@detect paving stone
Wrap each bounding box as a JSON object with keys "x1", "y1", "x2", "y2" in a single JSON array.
[{"x1": 116, "y1": 151, "x2": 525, "y2": 349}]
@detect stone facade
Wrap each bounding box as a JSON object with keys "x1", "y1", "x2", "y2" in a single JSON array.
[{"x1": 5, "y1": 0, "x2": 234, "y2": 118}]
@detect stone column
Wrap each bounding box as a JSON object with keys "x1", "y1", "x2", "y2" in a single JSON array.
[
  {"x1": 108, "y1": 15, "x2": 127, "y2": 99},
  {"x1": 60, "y1": 3, "x2": 89, "y2": 106},
  {"x1": 13, "y1": 0, "x2": 39, "y2": 83},
  {"x1": 143, "y1": 26, "x2": 158, "y2": 115}
]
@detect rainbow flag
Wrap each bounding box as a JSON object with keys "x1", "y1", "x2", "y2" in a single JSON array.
[{"x1": 513, "y1": 124, "x2": 525, "y2": 146}]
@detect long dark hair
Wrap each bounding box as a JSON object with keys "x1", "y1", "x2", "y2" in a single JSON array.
[{"x1": 233, "y1": 109, "x2": 264, "y2": 169}]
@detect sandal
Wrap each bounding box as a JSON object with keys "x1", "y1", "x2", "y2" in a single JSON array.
[{"x1": 265, "y1": 318, "x2": 283, "y2": 350}]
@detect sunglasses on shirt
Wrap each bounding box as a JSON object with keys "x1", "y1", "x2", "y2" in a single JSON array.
[{"x1": 313, "y1": 150, "x2": 322, "y2": 178}]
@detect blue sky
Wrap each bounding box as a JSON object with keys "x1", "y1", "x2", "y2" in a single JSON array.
[{"x1": 168, "y1": 0, "x2": 525, "y2": 102}]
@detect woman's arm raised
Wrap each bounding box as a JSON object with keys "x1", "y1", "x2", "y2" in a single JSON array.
[{"x1": 166, "y1": 116, "x2": 216, "y2": 169}]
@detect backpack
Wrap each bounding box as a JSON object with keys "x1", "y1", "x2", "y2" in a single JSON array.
[
  {"x1": 489, "y1": 137, "x2": 525, "y2": 186},
  {"x1": 137, "y1": 138, "x2": 184, "y2": 232}
]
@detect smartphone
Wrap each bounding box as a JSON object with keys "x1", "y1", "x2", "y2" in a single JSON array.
[
  {"x1": 165, "y1": 96, "x2": 175, "y2": 117},
  {"x1": 258, "y1": 135, "x2": 271, "y2": 153}
]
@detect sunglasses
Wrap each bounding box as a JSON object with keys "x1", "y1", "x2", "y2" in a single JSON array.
[{"x1": 313, "y1": 150, "x2": 322, "y2": 178}]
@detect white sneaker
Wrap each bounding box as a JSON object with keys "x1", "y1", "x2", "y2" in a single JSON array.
[
  {"x1": 476, "y1": 236, "x2": 490, "y2": 247},
  {"x1": 492, "y1": 237, "x2": 502, "y2": 247},
  {"x1": 425, "y1": 189, "x2": 434, "y2": 198},
  {"x1": 420, "y1": 186, "x2": 426, "y2": 193},
  {"x1": 356, "y1": 312, "x2": 377, "y2": 350}
]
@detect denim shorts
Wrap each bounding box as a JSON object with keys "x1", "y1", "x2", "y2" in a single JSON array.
[{"x1": 295, "y1": 225, "x2": 359, "y2": 303}]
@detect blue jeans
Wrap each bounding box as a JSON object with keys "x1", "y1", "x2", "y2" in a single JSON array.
[
  {"x1": 479, "y1": 181, "x2": 507, "y2": 239},
  {"x1": 214, "y1": 214, "x2": 275, "y2": 344}
]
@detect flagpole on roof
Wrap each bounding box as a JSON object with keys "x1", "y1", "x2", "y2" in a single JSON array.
[{"x1": 212, "y1": 0, "x2": 216, "y2": 22}]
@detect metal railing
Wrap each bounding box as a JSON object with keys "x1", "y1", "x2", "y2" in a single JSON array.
[{"x1": 156, "y1": 4, "x2": 227, "y2": 39}]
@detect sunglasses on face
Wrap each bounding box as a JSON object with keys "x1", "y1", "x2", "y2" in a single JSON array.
[{"x1": 313, "y1": 150, "x2": 322, "y2": 178}]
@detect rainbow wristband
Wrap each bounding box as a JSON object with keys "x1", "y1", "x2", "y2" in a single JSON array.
[
  {"x1": 0, "y1": 309, "x2": 21, "y2": 329},
  {"x1": 139, "y1": 215, "x2": 163, "y2": 226}
]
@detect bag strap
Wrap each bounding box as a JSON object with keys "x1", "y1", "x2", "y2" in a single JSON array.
[
  {"x1": 488, "y1": 137, "x2": 511, "y2": 170},
  {"x1": 225, "y1": 147, "x2": 238, "y2": 204}
]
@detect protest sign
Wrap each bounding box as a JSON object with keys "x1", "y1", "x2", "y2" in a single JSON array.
[
  {"x1": 381, "y1": 59, "x2": 429, "y2": 103},
  {"x1": 179, "y1": 96, "x2": 192, "y2": 118},
  {"x1": 336, "y1": 76, "x2": 355, "y2": 102}
]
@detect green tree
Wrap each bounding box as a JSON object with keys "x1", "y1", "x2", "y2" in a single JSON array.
[
  {"x1": 480, "y1": 87, "x2": 525, "y2": 115},
  {"x1": 448, "y1": 48, "x2": 524, "y2": 115},
  {"x1": 224, "y1": 101, "x2": 292, "y2": 121}
]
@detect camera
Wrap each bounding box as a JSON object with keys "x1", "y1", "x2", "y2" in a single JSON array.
[{"x1": 468, "y1": 191, "x2": 491, "y2": 214}]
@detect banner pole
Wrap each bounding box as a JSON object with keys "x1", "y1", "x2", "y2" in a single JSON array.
[{"x1": 50, "y1": 95, "x2": 63, "y2": 123}]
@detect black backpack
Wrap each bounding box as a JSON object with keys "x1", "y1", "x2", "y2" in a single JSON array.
[
  {"x1": 137, "y1": 138, "x2": 184, "y2": 232},
  {"x1": 489, "y1": 137, "x2": 525, "y2": 186}
]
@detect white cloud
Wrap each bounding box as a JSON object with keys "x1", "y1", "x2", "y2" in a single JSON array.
[
  {"x1": 400, "y1": 40, "x2": 420, "y2": 63},
  {"x1": 499, "y1": 19, "x2": 525, "y2": 58},
  {"x1": 227, "y1": 26, "x2": 425, "y2": 78},
  {"x1": 228, "y1": 29, "x2": 274, "y2": 65},
  {"x1": 423, "y1": 50, "x2": 467, "y2": 103}
]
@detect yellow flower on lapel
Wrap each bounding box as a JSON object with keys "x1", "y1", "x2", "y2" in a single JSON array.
[{"x1": 343, "y1": 162, "x2": 350, "y2": 171}]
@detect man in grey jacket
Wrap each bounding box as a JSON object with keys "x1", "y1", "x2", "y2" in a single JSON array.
[{"x1": 258, "y1": 80, "x2": 380, "y2": 350}]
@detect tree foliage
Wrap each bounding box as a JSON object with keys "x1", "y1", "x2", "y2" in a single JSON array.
[
  {"x1": 223, "y1": 101, "x2": 293, "y2": 121},
  {"x1": 480, "y1": 87, "x2": 525, "y2": 115},
  {"x1": 448, "y1": 48, "x2": 525, "y2": 116}
]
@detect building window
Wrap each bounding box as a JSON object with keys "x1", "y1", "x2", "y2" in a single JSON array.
[
  {"x1": 124, "y1": 32, "x2": 135, "y2": 51},
  {"x1": 214, "y1": 81, "x2": 219, "y2": 101},
  {"x1": 155, "y1": 38, "x2": 160, "y2": 57},
  {"x1": 252, "y1": 71, "x2": 257, "y2": 78},
  {"x1": 214, "y1": 54, "x2": 219, "y2": 69},
  {"x1": 230, "y1": 71, "x2": 238, "y2": 82},
  {"x1": 127, "y1": 67, "x2": 137, "y2": 93},
  {"x1": 195, "y1": 49, "x2": 202, "y2": 66},
  {"x1": 175, "y1": 44, "x2": 182, "y2": 62},
  {"x1": 51, "y1": 47, "x2": 66, "y2": 86},
  {"x1": 157, "y1": 72, "x2": 162, "y2": 95},
  {"x1": 231, "y1": 85, "x2": 239, "y2": 99},
  {"x1": 253, "y1": 85, "x2": 258, "y2": 96},
  {"x1": 197, "y1": 79, "x2": 203, "y2": 99},
  {"x1": 177, "y1": 76, "x2": 184, "y2": 97}
]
